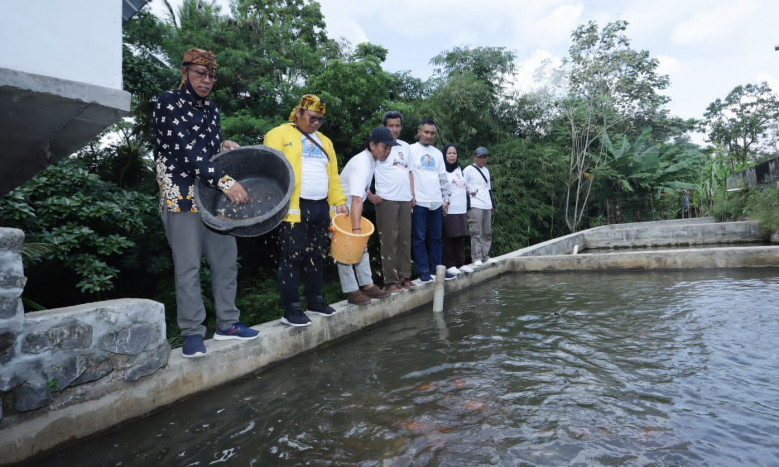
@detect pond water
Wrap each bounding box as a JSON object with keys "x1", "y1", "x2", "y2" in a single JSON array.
[{"x1": 32, "y1": 269, "x2": 779, "y2": 466}]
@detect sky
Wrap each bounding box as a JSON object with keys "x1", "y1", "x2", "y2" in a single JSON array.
[{"x1": 150, "y1": 0, "x2": 779, "y2": 125}]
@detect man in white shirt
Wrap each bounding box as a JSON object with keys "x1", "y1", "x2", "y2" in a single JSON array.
[
  {"x1": 337, "y1": 127, "x2": 397, "y2": 304},
  {"x1": 463, "y1": 146, "x2": 494, "y2": 265},
  {"x1": 408, "y1": 119, "x2": 453, "y2": 283},
  {"x1": 367, "y1": 111, "x2": 416, "y2": 292}
]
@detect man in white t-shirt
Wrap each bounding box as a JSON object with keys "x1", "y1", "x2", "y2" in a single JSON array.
[
  {"x1": 463, "y1": 146, "x2": 494, "y2": 265},
  {"x1": 337, "y1": 127, "x2": 398, "y2": 305},
  {"x1": 366, "y1": 111, "x2": 416, "y2": 292},
  {"x1": 408, "y1": 119, "x2": 453, "y2": 283}
]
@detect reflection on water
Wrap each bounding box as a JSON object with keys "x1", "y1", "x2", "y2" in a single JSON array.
[{"x1": 32, "y1": 269, "x2": 779, "y2": 465}]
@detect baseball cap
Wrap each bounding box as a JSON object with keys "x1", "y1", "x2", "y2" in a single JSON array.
[
  {"x1": 369, "y1": 126, "x2": 399, "y2": 146},
  {"x1": 475, "y1": 146, "x2": 489, "y2": 157}
]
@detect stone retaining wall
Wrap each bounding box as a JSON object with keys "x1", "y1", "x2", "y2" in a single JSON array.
[{"x1": 0, "y1": 228, "x2": 168, "y2": 428}]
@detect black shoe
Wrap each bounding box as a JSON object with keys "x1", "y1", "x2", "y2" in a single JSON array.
[
  {"x1": 281, "y1": 302, "x2": 312, "y2": 327},
  {"x1": 307, "y1": 296, "x2": 336, "y2": 317}
]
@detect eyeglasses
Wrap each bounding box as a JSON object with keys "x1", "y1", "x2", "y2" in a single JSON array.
[
  {"x1": 303, "y1": 111, "x2": 324, "y2": 124},
  {"x1": 186, "y1": 66, "x2": 217, "y2": 82}
]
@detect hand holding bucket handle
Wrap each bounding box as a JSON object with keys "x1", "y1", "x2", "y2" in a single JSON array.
[{"x1": 330, "y1": 213, "x2": 374, "y2": 264}]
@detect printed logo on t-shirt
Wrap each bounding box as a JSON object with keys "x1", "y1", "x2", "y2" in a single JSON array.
[
  {"x1": 393, "y1": 152, "x2": 408, "y2": 169},
  {"x1": 301, "y1": 136, "x2": 327, "y2": 161},
  {"x1": 420, "y1": 153, "x2": 435, "y2": 169},
  {"x1": 451, "y1": 172, "x2": 466, "y2": 189}
]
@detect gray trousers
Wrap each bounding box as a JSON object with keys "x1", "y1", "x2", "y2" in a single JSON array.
[
  {"x1": 337, "y1": 250, "x2": 373, "y2": 293},
  {"x1": 161, "y1": 211, "x2": 239, "y2": 337},
  {"x1": 467, "y1": 208, "x2": 492, "y2": 262},
  {"x1": 375, "y1": 200, "x2": 412, "y2": 284}
]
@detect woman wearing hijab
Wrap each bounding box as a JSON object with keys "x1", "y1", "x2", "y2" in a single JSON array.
[{"x1": 441, "y1": 144, "x2": 474, "y2": 274}]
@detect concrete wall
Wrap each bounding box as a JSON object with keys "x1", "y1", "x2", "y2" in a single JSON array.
[
  {"x1": 0, "y1": 228, "x2": 169, "y2": 461},
  {"x1": 727, "y1": 156, "x2": 779, "y2": 190},
  {"x1": 1, "y1": 219, "x2": 777, "y2": 463},
  {"x1": 583, "y1": 220, "x2": 767, "y2": 249},
  {"x1": 0, "y1": 0, "x2": 123, "y2": 89},
  {"x1": 0, "y1": 0, "x2": 130, "y2": 195}
]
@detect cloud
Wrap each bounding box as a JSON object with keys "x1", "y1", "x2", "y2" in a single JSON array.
[
  {"x1": 522, "y1": 2, "x2": 584, "y2": 50},
  {"x1": 656, "y1": 55, "x2": 682, "y2": 77},
  {"x1": 512, "y1": 49, "x2": 564, "y2": 93},
  {"x1": 671, "y1": 0, "x2": 758, "y2": 45},
  {"x1": 756, "y1": 73, "x2": 779, "y2": 94},
  {"x1": 319, "y1": 0, "x2": 584, "y2": 49}
]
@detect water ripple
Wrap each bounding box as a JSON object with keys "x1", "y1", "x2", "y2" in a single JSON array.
[{"x1": 31, "y1": 269, "x2": 779, "y2": 466}]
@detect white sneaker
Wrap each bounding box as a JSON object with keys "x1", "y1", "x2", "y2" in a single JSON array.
[
  {"x1": 473, "y1": 260, "x2": 483, "y2": 267},
  {"x1": 446, "y1": 267, "x2": 460, "y2": 275},
  {"x1": 487, "y1": 258, "x2": 498, "y2": 264},
  {"x1": 459, "y1": 265, "x2": 474, "y2": 273}
]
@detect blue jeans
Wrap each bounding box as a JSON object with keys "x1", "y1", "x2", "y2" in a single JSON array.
[{"x1": 411, "y1": 205, "x2": 443, "y2": 275}]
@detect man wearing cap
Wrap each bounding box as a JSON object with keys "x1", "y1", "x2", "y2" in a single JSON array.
[
  {"x1": 463, "y1": 146, "x2": 494, "y2": 266},
  {"x1": 154, "y1": 48, "x2": 259, "y2": 359},
  {"x1": 264, "y1": 94, "x2": 348, "y2": 327},
  {"x1": 408, "y1": 118, "x2": 453, "y2": 283},
  {"x1": 336, "y1": 127, "x2": 397, "y2": 305},
  {"x1": 366, "y1": 111, "x2": 416, "y2": 292}
]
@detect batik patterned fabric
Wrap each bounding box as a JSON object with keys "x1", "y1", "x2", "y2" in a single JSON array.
[{"x1": 153, "y1": 85, "x2": 234, "y2": 213}]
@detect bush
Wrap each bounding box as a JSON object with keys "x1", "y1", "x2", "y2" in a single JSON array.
[
  {"x1": 0, "y1": 158, "x2": 166, "y2": 308},
  {"x1": 744, "y1": 185, "x2": 779, "y2": 231}
]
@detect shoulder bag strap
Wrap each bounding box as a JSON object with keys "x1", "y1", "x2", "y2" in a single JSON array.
[
  {"x1": 471, "y1": 164, "x2": 489, "y2": 185},
  {"x1": 295, "y1": 125, "x2": 331, "y2": 161},
  {"x1": 471, "y1": 164, "x2": 495, "y2": 208}
]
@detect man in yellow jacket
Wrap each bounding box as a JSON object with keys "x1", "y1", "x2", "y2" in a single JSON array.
[{"x1": 264, "y1": 94, "x2": 347, "y2": 326}]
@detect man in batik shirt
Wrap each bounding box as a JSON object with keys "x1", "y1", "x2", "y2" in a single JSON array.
[{"x1": 154, "y1": 48, "x2": 258, "y2": 358}]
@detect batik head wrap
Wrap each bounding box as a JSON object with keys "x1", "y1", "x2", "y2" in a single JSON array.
[
  {"x1": 288, "y1": 94, "x2": 326, "y2": 122},
  {"x1": 179, "y1": 48, "x2": 217, "y2": 89},
  {"x1": 182, "y1": 48, "x2": 217, "y2": 71}
]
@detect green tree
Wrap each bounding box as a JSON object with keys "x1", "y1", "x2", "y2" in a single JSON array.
[
  {"x1": 0, "y1": 159, "x2": 163, "y2": 306},
  {"x1": 307, "y1": 42, "x2": 419, "y2": 158},
  {"x1": 561, "y1": 20, "x2": 671, "y2": 231},
  {"x1": 489, "y1": 139, "x2": 568, "y2": 253},
  {"x1": 599, "y1": 128, "x2": 703, "y2": 220},
  {"x1": 430, "y1": 45, "x2": 516, "y2": 99},
  {"x1": 142, "y1": 0, "x2": 342, "y2": 144},
  {"x1": 426, "y1": 46, "x2": 517, "y2": 151},
  {"x1": 703, "y1": 82, "x2": 779, "y2": 169}
]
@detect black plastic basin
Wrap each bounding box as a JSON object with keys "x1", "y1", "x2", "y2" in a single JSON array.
[{"x1": 195, "y1": 145, "x2": 294, "y2": 237}]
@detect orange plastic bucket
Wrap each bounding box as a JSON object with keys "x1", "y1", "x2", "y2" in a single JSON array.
[{"x1": 330, "y1": 213, "x2": 374, "y2": 264}]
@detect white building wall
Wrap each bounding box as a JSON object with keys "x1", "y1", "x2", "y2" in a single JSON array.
[{"x1": 0, "y1": 0, "x2": 123, "y2": 89}]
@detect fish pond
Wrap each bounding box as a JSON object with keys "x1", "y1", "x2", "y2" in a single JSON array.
[{"x1": 32, "y1": 268, "x2": 779, "y2": 466}]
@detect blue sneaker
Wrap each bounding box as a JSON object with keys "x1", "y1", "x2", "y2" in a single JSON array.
[
  {"x1": 418, "y1": 272, "x2": 433, "y2": 284},
  {"x1": 214, "y1": 322, "x2": 260, "y2": 341},
  {"x1": 444, "y1": 272, "x2": 456, "y2": 281},
  {"x1": 182, "y1": 334, "x2": 206, "y2": 358}
]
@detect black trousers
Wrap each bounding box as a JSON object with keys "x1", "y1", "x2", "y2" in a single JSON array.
[
  {"x1": 443, "y1": 236, "x2": 466, "y2": 269},
  {"x1": 278, "y1": 199, "x2": 330, "y2": 309}
]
